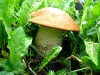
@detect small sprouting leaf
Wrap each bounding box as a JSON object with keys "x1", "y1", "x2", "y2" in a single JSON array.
[
  {"x1": 85, "y1": 41, "x2": 100, "y2": 68},
  {"x1": 48, "y1": 70, "x2": 55, "y2": 75},
  {"x1": 8, "y1": 27, "x2": 32, "y2": 63},
  {"x1": 38, "y1": 46, "x2": 62, "y2": 72}
]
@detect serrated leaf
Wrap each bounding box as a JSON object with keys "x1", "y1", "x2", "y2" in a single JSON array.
[
  {"x1": 0, "y1": 71, "x2": 14, "y2": 75},
  {"x1": 0, "y1": 59, "x2": 26, "y2": 75},
  {"x1": 85, "y1": 41, "x2": 100, "y2": 68},
  {"x1": 0, "y1": 0, "x2": 17, "y2": 39},
  {"x1": 0, "y1": 0, "x2": 16, "y2": 26},
  {"x1": 7, "y1": 27, "x2": 32, "y2": 63},
  {"x1": 38, "y1": 46, "x2": 62, "y2": 72},
  {"x1": 16, "y1": 0, "x2": 43, "y2": 28}
]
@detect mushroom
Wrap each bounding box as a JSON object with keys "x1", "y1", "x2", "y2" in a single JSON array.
[{"x1": 30, "y1": 7, "x2": 80, "y2": 57}]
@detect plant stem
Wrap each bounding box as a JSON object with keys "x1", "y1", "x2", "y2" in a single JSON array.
[
  {"x1": 28, "y1": 59, "x2": 37, "y2": 75},
  {"x1": 64, "y1": 55, "x2": 93, "y2": 75},
  {"x1": 30, "y1": 45, "x2": 44, "y2": 57},
  {"x1": 71, "y1": 34, "x2": 79, "y2": 55},
  {"x1": 66, "y1": 67, "x2": 89, "y2": 74}
]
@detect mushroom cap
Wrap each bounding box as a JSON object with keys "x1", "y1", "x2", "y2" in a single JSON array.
[{"x1": 30, "y1": 7, "x2": 80, "y2": 31}]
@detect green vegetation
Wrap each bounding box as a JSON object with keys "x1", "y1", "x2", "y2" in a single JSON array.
[{"x1": 0, "y1": 0, "x2": 100, "y2": 75}]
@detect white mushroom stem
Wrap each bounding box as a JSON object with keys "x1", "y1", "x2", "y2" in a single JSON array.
[{"x1": 35, "y1": 26, "x2": 63, "y2": 57}]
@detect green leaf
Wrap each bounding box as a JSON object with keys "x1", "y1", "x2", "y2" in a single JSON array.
[
  {"x1": 68, "y1": 72, "x2": 78, "y2": 75},
  {"x1": 85, "y1": 0, "x2": 92, "y2": 6},
  {"x1": 14, "y1": 0, "x2": 24, "y2": 11},
  {"x1": 38, "y1": 46, "x2": 62, "y2": 72},
  {"x1": 48, "y1": 70, "x2": 55, "y2": 75},
  {"x1": 81, "y1": 56, "x2": 100, "y2": 71},
  {"x1": 0, "y1": 21, "x2": 8, "y2": 49},
  {"x1": 0, "y1": 0, "x2": 17, "y2": 39},
  {"x1": 85, "y1": 41, "x2": 100, "y2": 68},
  {"x1": 0, "y1": 71, "x2": 14, "y2": 75},
  {"x1": 56, "y1": 68, "x2": 67, "y2": 75},
  {"x1": 85, "y1": 2, "x2": 100, "y2": 30},
  {"x1": 0, "y1": 0, "x2": 16, "y2": 27},
  {"x1": 16, "y1": 0, "x2": 43, "y2": 28},
  {"x1": 87, "y1": 27, "x2": 98, "y2": 36},
  {"x1": 0, "y1": 58, "x2": 26, "y2": 74},
  {"x1": 91, "y1": 2, "x2": 100, "y2": 16},
  {"x1": 10, "y1": 60, "x2": 26, "y2": 74},
  {"x1": 7, "y1": 27, "x2": 32, "y2": 63},
  {"x1": 48, "y1": 0, "x2": 72, "y2": 10},
  {"x1": 79, "y1": 1, "x2": 100, "y2": 38},
  {"x1": 98, "y1": 27, "x2": 100, "y2": 43}
]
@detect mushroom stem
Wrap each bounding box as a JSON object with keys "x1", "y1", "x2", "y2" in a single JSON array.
[{"x1": 35, "y1": 26, "x2": 63, "y2": 57}]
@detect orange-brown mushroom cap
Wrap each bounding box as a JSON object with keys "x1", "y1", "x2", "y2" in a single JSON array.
[{"x1": 30, "y1": 7, "x2": 80, "y2": 31}]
